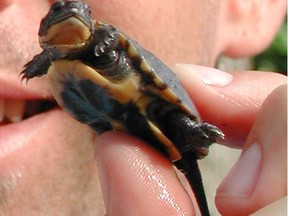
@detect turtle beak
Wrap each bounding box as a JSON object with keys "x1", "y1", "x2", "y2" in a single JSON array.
[{"x1": 39, "y1": 16, "x2": 92, "y2": 48}]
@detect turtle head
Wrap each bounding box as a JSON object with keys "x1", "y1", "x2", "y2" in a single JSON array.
[{"x1": 39, "y1": 0, "x2": 94, "y2": 49}]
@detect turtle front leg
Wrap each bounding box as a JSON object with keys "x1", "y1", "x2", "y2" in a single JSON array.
[
  {"x1": 21, "y1": 49, "x2": 57, "y2": 81},
  {"x1": 162, "y1": 110, "x2": 223, "y2": 216},
  {"x1": 91, "y1": 24, "x2": 131, "y2": 79},
  {"x1": 93, "y1": 24, "x2": 119, "y2": 57}
]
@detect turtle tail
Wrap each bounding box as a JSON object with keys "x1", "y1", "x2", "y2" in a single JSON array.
[{"x1": 174, "y1": 152, "x2": 210, "y2": 216}]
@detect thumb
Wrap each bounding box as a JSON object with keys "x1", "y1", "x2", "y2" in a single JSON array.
[{"x1": 215, "y1": 84, "x2": 287, "y2": 215}]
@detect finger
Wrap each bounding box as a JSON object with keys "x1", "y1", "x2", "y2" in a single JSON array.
[
  {"x1": 173, "y1": 64, "x2": 287, "y2": 147},
  {"x1": 95, "y1": 131, "x2": 195, "y2": 216},
  {"x1": 251, "y1": 196, "x2": 287, "y2": 216},
  {"x1": 215, "y1": 84, "x2": 287, "y2": 215}
]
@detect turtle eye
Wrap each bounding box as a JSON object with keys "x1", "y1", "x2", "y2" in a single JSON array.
[{"x1": 51, "y1": 0, "x2": 65, "y2": 12}]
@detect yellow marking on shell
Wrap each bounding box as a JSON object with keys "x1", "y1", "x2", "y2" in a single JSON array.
[
  {"x1": 118, "y1": 33, "x2": 128, "y2": 49},
  {"x1": 122, "y1": 38, "x2": 191, "y2": 115},
  {"x1": 48, "y1": 59, "x2": 142, "y2": 105},
  {"x1": 140, "y1": 59, "x2": 150, "y2": 72},
  {"x1": 48, "y1": 59, "x2": 182, "y2": 161},
  {"x1": 150, "y1": 73, "x2": 168, "y2": 90},
  {"x1": 135, "y1": 96, "x2": 153, "y2": 115},
  {"x1": 93, "y1": 21, "x2": 193, "y2": 118},
  {"x1": 144, "y1": 84, "x2": 192, "y2": 115},
  {"x1": 127, "y1": 43, "x2": 138, "y2": 58},
  {"x1": 118, "y1": 32, "x2": 184, "y2": 110},
  {"x1": 106, "y1": 73, "x2": 142, "y2": 104},
  {"x1": 147, "y1": 121, "x2": 181, "y2": 161},
  {"x1": 135, "y1": 96, "x2": 181, "y2": 161}
]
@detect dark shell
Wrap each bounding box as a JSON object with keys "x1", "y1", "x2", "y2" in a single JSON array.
[{"x1": 120, "y1": 35, "x2": 200, "y2": 120}]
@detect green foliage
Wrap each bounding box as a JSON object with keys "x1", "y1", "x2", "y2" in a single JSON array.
[{"x1": 252, "y1": 16, "x2": 287, "y2": 75}]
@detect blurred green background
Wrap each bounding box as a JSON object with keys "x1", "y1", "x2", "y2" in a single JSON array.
[{"x1": 252, "y1": 16, "x2": 287, "y2": 75}]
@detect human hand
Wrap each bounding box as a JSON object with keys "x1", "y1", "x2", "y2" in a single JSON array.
[{"x1": 95, "y1": 64, "x2": 287, "y2": 216}]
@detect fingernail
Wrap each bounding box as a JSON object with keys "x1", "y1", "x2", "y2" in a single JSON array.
[
  {"x1": 174, "y1": 64, "x2": 233, "y2": 86},
  {"x1": 217, "y1": 143, "x2": 262, "y2": 197}
]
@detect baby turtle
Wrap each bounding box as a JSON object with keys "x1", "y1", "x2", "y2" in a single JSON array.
[{"x1": 21, "y1": 1, "x2": 224, "y2": 215}]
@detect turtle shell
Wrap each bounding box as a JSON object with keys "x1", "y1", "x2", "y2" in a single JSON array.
[
  {"x1": 46, "y1": 25, "x2": 204, "y2": 161},
  {"x1": 118, "y1": 33, "x2": 200, "y2": 120}
]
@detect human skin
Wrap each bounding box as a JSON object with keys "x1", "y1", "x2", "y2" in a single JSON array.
[
  {"x1": 96, "y1": 66, "x2": 287, "y2": 215},
  {"x1": 0, "y1": 0, "x2": 286, "y2": 215}
]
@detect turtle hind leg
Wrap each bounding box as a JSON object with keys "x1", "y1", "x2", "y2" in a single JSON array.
[
  {"x1": 174, "y1": 153, "x2": 210, "y2": 216},
  {"x1": 161, "y1": 110, "x2": 223, "y2": 157},
  {"x1": 200, "y1": 122, "x2": 224, "y2": 143},
  {"x1": 159, "y1": 110, "x2": 223, "y2": 216}
]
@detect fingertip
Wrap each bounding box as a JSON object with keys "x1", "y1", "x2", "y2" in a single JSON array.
[
  {"x1": 215, "y1": 143, "x2": 262, "y2": 216},
  {"x1": 215, "y1": 84, "x2": 287, "y2": 215},
  {"x1": 95, "y1": 131, "x2": 195, "y2": 216},
  {"x1": 173, "y1": 65, "x2": 287, "y2": 148}
]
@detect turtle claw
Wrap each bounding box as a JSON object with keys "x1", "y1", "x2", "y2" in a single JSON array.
[
  {"x1": 201, "y1": 123, "x2": 224, "y2": 142},
  {"x1": 94, "y1": 42, "x2": 108, "y2": 56},
  {"x1": 93, "y1": 25, "x2": 119, "y2": 57},
  {"x1": 94, "y1": 36, "x2": 117, "y2": 56},
  {"x1": 20, "y1": 50, "x2": 52, "y2": 81},
  {"x1": 99, "y1": 45, "x2": 105, "y2": 53},
  {"x1": 19, "y1": 70, "x2": 30, "y2": 84}
]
